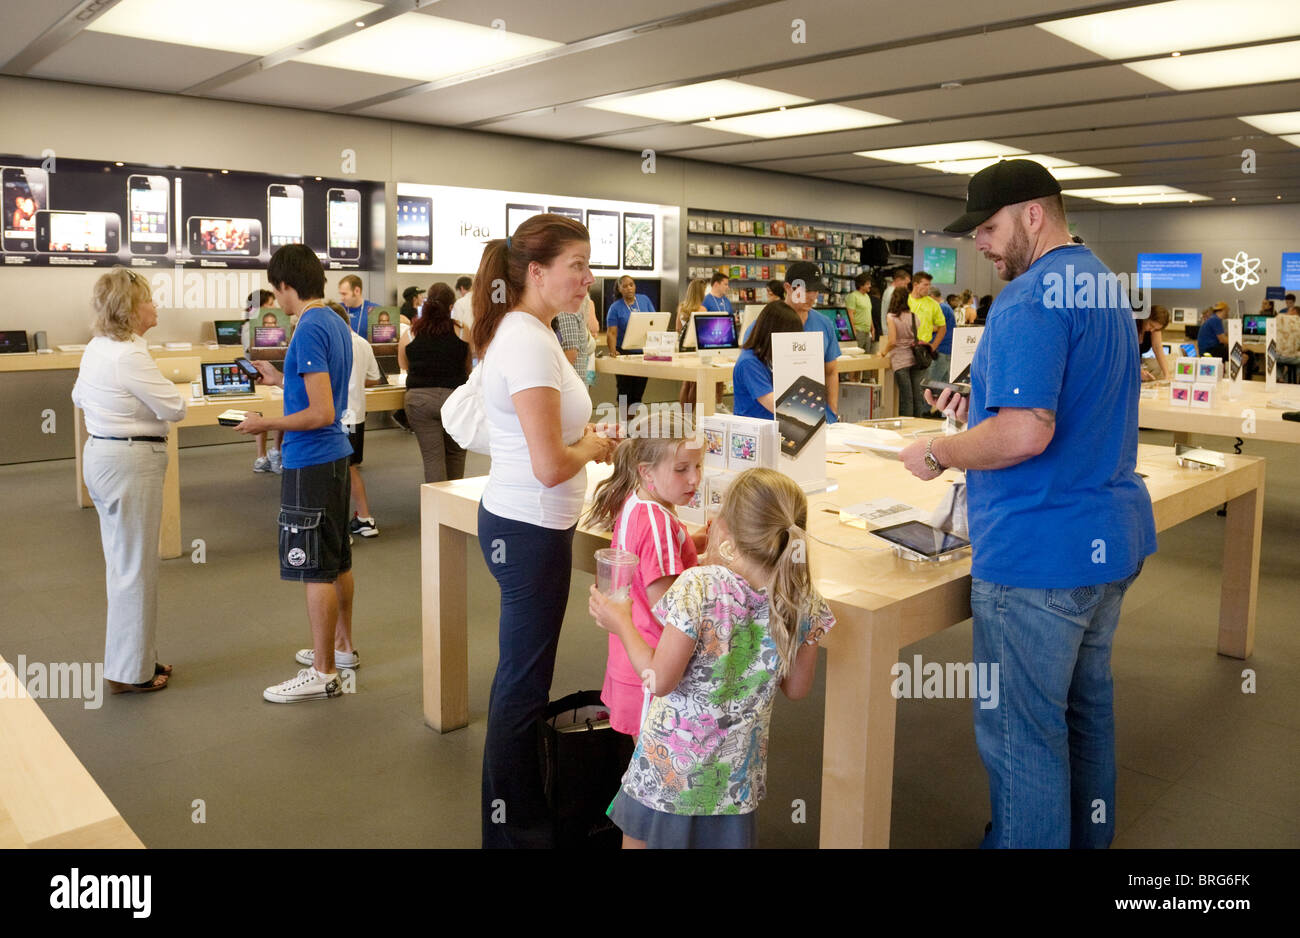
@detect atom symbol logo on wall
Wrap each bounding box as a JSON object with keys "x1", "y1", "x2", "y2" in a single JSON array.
[{"x1": 1220, "y1": 251, "x2": 1261, "y2": 292}]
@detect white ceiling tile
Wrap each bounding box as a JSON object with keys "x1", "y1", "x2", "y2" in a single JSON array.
[
  {"x1": 28, "y1": 32, "x2": 251, "y2": 92},
  {"x1": 215, "y1": 62, "x2": 415, "y2": 109},
  {"x1": 0, "y1": 0, "x2": 82, "y2": 67}
]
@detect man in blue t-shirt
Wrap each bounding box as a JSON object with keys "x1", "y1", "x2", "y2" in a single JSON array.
[
  {"x1": 1196, "y1": 302, "x2": 1228, "y2": 358},
  {"x1": 338, "y1": 273, "x2": 379, "y2": 337},
  {"x1": 604, "y1": 275, "x2": 655, "y2": 411},
  {"x1": 901, "y1": 160, "x2": 1156, "y2": 849},
  {"x1": 927, "y1": 287, "x2": 959, "y2": 389},
  {"x1": 742, "y1": 262, "x2": 840, "y2": 422},
  {"x1": 703, "y1": 272, "x2": 734, "y2": 315},
  {"x1": 237, "y1": 245, "x2": 357, "y2": 704}
]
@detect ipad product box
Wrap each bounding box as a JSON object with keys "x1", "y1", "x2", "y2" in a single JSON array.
[
  {"x1": 725, "y1": 414, "x2": 778, "y2": 471},
  {"x1": 700, "y1": 415, "x2": 728, "y2": 469},
  {"x1": 705, "y1": 469, "x2": 734, "y2": 518},
  {"x1": 1170, "y1": 384, "x2": 1191, "y2": 407},
  {"x1": 771, "y1": 330, "x2": 830, "y2": 491},
  {"x1": 1194, "y1": 358, "x2": 1221, "y2": 384},
  {"x1": 1173, "y1": 358, "x2": 1196, "y2": 382},
  {"x1": 1190, "y1": 385, "x2": 1214, "y2": 409},
  {"x1": 643, "y1": 331, "x2": 675, "y2": 362},
  {"x1": 678, "y1": 482, "x2": 706, "y2": 527}
]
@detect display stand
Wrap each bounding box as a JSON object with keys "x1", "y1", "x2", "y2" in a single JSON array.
[
  {"x1": 949, "y1": 326, "x2": 983, "y2": 381},
  {"x1": 1265, "y1": 318, "x2": 1279, "y2": 391},
  {"x1": 1227, "y1": 319, "x2": 1244, "y2": 400},
  {"x1": 772, "y1": 331, "x2": 833, "y2": 494}
]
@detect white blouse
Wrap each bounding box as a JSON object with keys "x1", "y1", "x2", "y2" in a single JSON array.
[{"x1": 72, "y1": 335, "x2": 187, "y2": 437}]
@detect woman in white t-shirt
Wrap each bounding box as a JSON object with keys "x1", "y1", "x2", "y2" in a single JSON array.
[{"x1": 472, "y1": 214, "x2": 618, "y2": 848}]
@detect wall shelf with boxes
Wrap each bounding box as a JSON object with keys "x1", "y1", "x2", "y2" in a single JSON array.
[{"x1": 685, "y1": 209, "x2": 913, "y2": 306}]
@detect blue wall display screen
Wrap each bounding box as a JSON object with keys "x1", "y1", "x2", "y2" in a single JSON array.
[
  {"x1": 1281, "y1": 252, "x2": 1300, "y2": 290},
  {"x1": 1136, "y1": 253, "x2": 1202, "y2": 289}
]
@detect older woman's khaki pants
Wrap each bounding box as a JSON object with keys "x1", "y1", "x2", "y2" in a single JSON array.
[{"x1": 84, "y1": 437, "x2": 167, "y2": 684}]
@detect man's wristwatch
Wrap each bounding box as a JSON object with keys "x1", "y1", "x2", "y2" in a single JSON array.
[{"x1": 924, "y1": 438, "x2": 946, "y2": 473}]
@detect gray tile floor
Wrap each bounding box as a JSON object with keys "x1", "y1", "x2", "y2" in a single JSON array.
[{"x1": 4, "y1": 411, "x2": 1297, "y2": 848}]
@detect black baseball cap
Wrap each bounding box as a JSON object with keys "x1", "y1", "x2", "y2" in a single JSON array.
[
  {"x1": 943, "y1": 159, "x2": 1063, "y2": 233},
  {"x1": 784, "y1": 261, "x2": 827, "y2": 293},
  {"x1": 402, "y1": 286, "x2": 423, "y2": 302}
]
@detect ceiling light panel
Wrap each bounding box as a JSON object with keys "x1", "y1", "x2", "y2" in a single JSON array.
[
  {"x1": 86, "y1": 0, "x2": 381, "y2": 55},
  {"x1": 1037, "y1": 0, "x2": 1300, "y2": 59},
  {"x1": 698, "y1": 104, "x2": 897, "y2": 138},
  {"x1": 1126, "y1": 39, "x2": 1300, "y2": 90},
  {"x1": 590, "y1": 81, "x2": 807, "y2": 124},
  {"x1": 855, "y1": 141, "x2": 1025, "y2": 164},
  {"x1": 1281, "y1": 134, "x2": 1300, "y2": 148},
  {"x1": 1093, "y1": 193, "x2": 1213, "y2": 204},
  {"x1": 1239, "y1": 112, "x2": 1300, "y2": 134},
  {"x1": 294, "y1": 13, "x2": 559, "y2": 81},
  {"x1": 1064, "y1": 185, "x2": 1185, "y2": 197}
]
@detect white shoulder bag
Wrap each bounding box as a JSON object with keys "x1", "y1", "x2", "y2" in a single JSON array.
[{"x1": 440, "y1": 364, "x2": 492, "y2": 455}]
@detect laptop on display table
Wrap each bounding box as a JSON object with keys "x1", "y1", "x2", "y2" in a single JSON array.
[{"x1": 202, "y1": 361, "x2": 260, "y2": 402}]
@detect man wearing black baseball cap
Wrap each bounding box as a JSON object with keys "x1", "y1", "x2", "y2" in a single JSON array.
[
  {"x1": 901, "y1": 159, "x2": 1156, "y2": 849},
  {"x1": 781, "y1": 260, "x2": 842, "y2": 420}
]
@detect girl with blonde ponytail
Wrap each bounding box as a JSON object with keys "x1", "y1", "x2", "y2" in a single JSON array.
[
  {"x1": 590, "y1": 467, "x2": 834, "y2": 848},
  {"x1": 585, "y1": 411, "x2": 705, "y2": 737}
]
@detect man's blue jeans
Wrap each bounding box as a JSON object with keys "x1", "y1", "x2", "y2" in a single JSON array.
[{"x1": 971, "y1": 563, "x2": 1142, "y2": 848}]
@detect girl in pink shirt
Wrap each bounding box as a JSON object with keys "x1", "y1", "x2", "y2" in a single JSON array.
[{"x1": 585, "y1": 412, "x2": 706, "y2": 735}]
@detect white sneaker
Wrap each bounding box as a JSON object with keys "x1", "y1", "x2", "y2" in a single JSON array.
[
  {"x1": 263, "y1": 667, "x2": 343, "y2": 703},
  {"x1": 253, "y1": 455, "x2": 272, "y2": 473},
  {"x1": 295, "y1": 648, "x2": 359, "y2": 670},
  {"x1": 268, "y1": 449, "x2": 283, "y2": 475}
]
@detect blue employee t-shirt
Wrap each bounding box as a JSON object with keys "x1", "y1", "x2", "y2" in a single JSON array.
[
  {"x1": 605, "y1": 294, "x2": 653, "y2": 352},
  {"x1": 282, "y1": 306, "x2": 353, "y2": 470},
  {"x1": 731, "y1": 349, "x2": 774, "y2": 419},
  {"x1": 345, "y1": 300, "x2": 378, "y2": 337},
  {"x1": 703, "y1": 293, "x2": 734, "y2": 315},
  {"x1": 966, "y1": 244, "x2": 1156, "y2": 588},
  {"x1": 743, "y1": 310, "x2": 840, "y2": 422},
  {"x1": 937, "y1": 302, "x2": 957, "y2": 355},
  {"x1": 1197, "y1": 314, "x2": 1226, "y2": 355}
]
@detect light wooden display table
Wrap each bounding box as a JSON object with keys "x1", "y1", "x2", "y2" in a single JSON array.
[
  {"x1": 419, "y1": 429, "x2": 1264, "y2": 848},
  {"x1": 0, "y1": 345, "x2": 240, "y2": 373},
  {"x1": 73, "y1": 385, "x2": 406, "y2": 560},
  {"x1": 1139, "y1": 382, "x2": 1300, "y2": 445},
  {"x1": 0, "y1": 654, "x2": 144, "y2": 849},
  {"x1": 595, "y1": 351, "x2": 894, "y2": 417}
]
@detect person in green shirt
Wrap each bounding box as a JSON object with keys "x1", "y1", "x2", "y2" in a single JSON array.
[
  {"x1": 846, "y1": 272, "x2": 875, "y2": 348},
  {"x1": 907, "y1": 270, "x2": 947, "y2": 352}
]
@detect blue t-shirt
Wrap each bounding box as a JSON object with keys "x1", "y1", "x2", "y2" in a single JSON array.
[
  {"x1": 282, "y1": 306, "x2": 353, "y2": 470},
  {"x1": 345, "y1": 300, "x2": 379, "y2": 337},
  {"x1": 606, "y1": 294, "x2": 653, "y2": 352},
  {"x1": 1197, "y1": 314, "x2": 1226, "y2": 355},
  {"x1": 937, "y1": 302, "x2": 957, "y2": 355},
  {"x1": 703, "y1": 293, "x2": 734, "y2": 315},
  {"x1": 731, "y1": 349, "x2": 774, "y2": 419},
  {"x1": 966, "y1": 244, "x2": 1156, "y2": 588}
]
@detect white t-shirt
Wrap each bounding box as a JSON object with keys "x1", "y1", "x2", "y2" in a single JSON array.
[
  {"x1": 343, "y1": 331, "x2": 381, "y2": 428},
  {"x1": 72, "y1": 335, "x2": 187, "y2": 437},
  {"x1": 481, "y1": 311, "x2": 592, "y2": 529},
  {"x1": 451, "y1": 292, "x2": 473, "y2": 333}
]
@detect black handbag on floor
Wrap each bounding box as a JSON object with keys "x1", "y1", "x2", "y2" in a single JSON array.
[{"x1": 539, "y1": 690, "x2": 636, "y2": 848}]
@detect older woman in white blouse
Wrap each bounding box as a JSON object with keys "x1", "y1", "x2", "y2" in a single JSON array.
[{"x1": 72, "y1": 268, "x2": 187, "y2": 694}]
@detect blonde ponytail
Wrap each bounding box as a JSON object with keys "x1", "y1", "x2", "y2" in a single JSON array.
[{"x1": 717, "y1": 469, "x2": 822, "y2": 679}]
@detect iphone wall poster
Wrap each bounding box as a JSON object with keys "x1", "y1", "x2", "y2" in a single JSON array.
[
  {"x1": 2, "y1": 166, "x2": 49, "y2": 252},
  {"x1": 187, "y1": 216, "x2": 262, "y2": 256},
  {"x1": 128, "y1": 174, "x2": 170, "y2": 255},
  {"x1": 267, "y1": 184, "x2": 304, "y2": 248},
  {"x1": 328, "y1": 188, "x2": 360, "y2": 261},
  {"x1": 35, "y1": 210, "x2": 120, "y2": 254}
]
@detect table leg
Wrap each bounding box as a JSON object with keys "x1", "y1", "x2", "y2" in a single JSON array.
[
  {"x1": 1217, "y1": 478, "x2": 1263, "y2": 658},
  {"x1": 422, "y1": 488, "x2": 469, "y2": 732},
  {"x1": 880, "y1": 367, "x2": 896, "y2": 418},
  {"x1": 74, "y1": 407, "x2": 92, "y2": 508},
  {"x1": 158, "y1": 433, "x2": 181, "y2": 560},
  {"x1": 819, "y1": 614, "x2": 901, "y2": 848},
  {"x1": 695, "y1": 367, "x2": 715, "y2": 417}
]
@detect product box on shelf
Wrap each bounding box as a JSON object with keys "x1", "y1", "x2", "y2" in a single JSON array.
[
  {"x1": 725, "y1": 414, "x2": 778, "y2": 472},
  {"x1": 700, "y1": 415, "x2": 728, "y2": 470}
]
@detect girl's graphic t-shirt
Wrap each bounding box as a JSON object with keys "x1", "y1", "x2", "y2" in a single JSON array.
[{"x1": 619, "y1": 565, "x2": 834, "y2": 816}]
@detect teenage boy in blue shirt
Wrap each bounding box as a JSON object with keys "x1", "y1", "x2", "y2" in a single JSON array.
[
  {"x1": 900, "y1": 160, "x2": 1156, "y2": 848},
  {"x1": 238, "y1": 245, "x2": 358, "y2": 703}
]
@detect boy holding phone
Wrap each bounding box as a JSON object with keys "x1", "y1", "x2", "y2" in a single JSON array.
[{"x1": 236, "y1": 245, "x2": 359, "y2": 702}]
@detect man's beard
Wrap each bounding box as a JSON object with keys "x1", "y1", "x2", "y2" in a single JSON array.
[{"x1": 985, "y1": 219, "x2": 1033, "y2": 281}]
